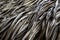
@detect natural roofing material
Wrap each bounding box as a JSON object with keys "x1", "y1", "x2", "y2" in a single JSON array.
[{"x1": 0, "y1": 0, "x2": 60, "y2": 40}]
